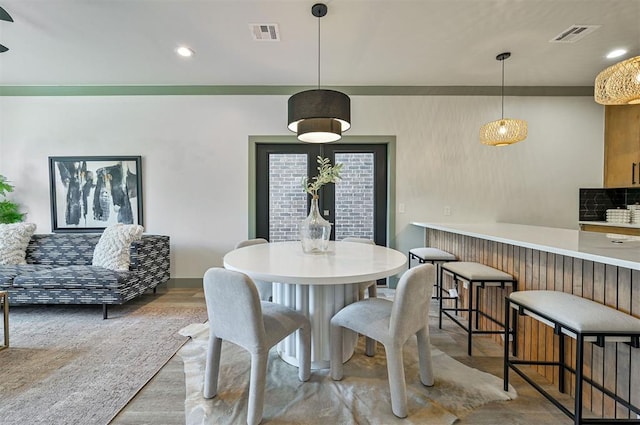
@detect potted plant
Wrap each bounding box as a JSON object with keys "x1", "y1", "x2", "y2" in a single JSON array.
[
  {"x1": 299, "y1": 156, "x2": 343, "y2": 253},
  {"x1": 0, "y1": 174, "x2": 25, "y2": 223}
]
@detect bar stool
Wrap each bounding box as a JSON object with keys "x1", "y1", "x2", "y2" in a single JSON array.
[
  {"x1": 504, "y1": 290, "x2": 640, "y2": 425},
  {"x1": 438, "y1": 262, "x2": 517, "y2": 356},
  {"x1": 408, "y1": 247, "x2": 457, "y2": 299}
]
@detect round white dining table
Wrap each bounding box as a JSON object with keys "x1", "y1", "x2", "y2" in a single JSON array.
[{"x1": 223, "y1": 240, "x2": 408, "y2": 369}]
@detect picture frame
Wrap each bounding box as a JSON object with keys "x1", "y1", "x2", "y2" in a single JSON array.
[{"x1": 49, "y1": 156, "x2": 143, "y2": 233}]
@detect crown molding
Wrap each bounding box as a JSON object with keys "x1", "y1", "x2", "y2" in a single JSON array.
[{"x1": 0, "y1": 85, "x2": 594, "y2": 97}]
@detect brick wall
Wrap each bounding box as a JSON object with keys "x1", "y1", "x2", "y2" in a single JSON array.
[
  {"x1": 269, "y1": 154, "x2": 307, "y2": 241},
  {"x1": 335, "y1": 153, "x2": 374, "y2": 240}
]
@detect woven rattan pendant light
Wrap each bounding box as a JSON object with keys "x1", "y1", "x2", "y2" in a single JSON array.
[
  {"x1": 479, "y1": 52, "x2": 528, "y2": 147},
  {"x1": 287, "y1": 3, "x2": 350, "y2": 143},
  {"x1": 594, "y1": 55, "x2": 640, "y2": 105}
]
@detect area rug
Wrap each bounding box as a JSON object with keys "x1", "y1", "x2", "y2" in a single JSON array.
[
  {"x1": 0, "y1": 297, "x2": 207, "y2": 425},
  {"x1": 178, "y1": 323, "x2": 517, "y2": 425}
]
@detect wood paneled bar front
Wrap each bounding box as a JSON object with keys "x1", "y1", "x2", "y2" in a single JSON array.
[{"x1": 412, "y1": 222, "x2": 640, "y2": 420}]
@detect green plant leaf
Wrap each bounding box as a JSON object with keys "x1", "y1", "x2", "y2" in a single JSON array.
[
  {"x1": 302, "y1": 156, "x2": 343, "y2": 197},
  {"x1": 0, "y1": 174, "x2": 15, "y2": 198},
  {"x1": 0, "y1": 174, "x2": 25, "y2": 223}
]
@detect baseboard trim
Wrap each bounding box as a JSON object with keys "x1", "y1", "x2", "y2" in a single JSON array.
[{"x1": 165, "y1": 278, "x2": 202, "y2": 288}]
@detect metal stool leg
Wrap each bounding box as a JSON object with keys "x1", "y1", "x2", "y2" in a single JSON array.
[
  {"x1": 431, "y1": 260, "x2": 439, "y2": 300},
  {"x1": 474, "y1": 282, "x2": 481, "y2": 329},
  {"x1": 467, "y1": 281, "x2": 474, "y2": 356},
  {"x1": 559, "y1": 332, "x2": 566, "y2": 394},
  {"x1": 574, "y1": 336, "x2": 584, "y2": 425},
  {"x1": 503, "y1": 296, "x2": 510, "y2": 391},
  {"x1": 511, "y1": 304, "x2": 518, "y2": 357},
  {"x1": 438, "y1": 267, "x2": 443, "y2": 329},
  {"x1": 0, "y1": 291, "x2": 8, "y2": 349}
]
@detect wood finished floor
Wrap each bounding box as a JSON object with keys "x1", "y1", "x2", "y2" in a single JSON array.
[{"x1": 110, "y1": 285, "x2": 576, "y2": 425}]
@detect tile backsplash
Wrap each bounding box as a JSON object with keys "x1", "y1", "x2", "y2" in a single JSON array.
[{"x1": 579, "y1": 188, "x2": 640, "y2": 221}]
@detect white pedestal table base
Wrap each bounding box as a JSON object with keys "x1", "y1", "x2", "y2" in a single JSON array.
[{"x1": 273, "y1": 282, "x2": 359, "y2": 369}]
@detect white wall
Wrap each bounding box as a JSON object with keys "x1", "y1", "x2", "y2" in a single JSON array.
[{"x1": 0, "y1": 94, "x2": 604, "y2": 278}]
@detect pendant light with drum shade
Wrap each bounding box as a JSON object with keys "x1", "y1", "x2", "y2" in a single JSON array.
[
  {"x1": 287, "y1": 3, "x2": 350, "y2": 143},
  {"x1": 479, "y1": 52, "x2": 528, "y2": 146},
  {"x1": 594, "y1": 55, "x2": 640, "y2": 105}
]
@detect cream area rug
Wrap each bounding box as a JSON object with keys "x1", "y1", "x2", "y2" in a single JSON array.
[
  {"x1": 0, "y1": 299, "x2": 207, "y2": 425},
  {"x1": 178, "y1": 323, "x2": 517, "y2": 425}
]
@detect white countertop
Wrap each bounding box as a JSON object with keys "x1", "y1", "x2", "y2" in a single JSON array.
[{"x1": 412, "y1": 222, "x2": 640, "y2": 271}]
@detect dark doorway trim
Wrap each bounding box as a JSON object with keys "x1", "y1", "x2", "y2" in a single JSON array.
[{"x1": 248, "y1": 135, "x2": 396, "y2": 249}]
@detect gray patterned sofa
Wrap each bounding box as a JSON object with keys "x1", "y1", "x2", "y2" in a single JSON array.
[{"x1": 0, "y1": 233, "x2": 170, "y2": 319}]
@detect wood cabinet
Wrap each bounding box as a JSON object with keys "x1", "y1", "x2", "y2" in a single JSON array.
[
  {"x1": 579, "y1": 222, "x2": 640, "y2": 236},
  {"x1": 604, "y1": 104, "x2": 640, "y2": 187}
]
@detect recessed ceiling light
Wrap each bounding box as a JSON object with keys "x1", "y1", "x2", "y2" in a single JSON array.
[
  {"x1": 606, "y1": 49, "x2": 627, "y2": 59},
  {"x1": 176, "y1": 46, "x2": 195, "y2": 57}
]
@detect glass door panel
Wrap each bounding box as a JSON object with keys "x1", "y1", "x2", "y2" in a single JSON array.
[
  {"x1": 333, "y1": 152, "x2": 375, "y2": 241},
  {"x1": 268, "y1": 154, "x2": 308, "y2": 242}
]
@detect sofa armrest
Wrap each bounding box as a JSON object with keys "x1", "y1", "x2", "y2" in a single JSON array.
[{"x1": 130, "y1": 235, "x2": 170, "y2": 287}]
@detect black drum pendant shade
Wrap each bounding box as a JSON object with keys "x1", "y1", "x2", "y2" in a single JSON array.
[
  {"x1": 287, "y1": 3, "x2": 351, "y2": 143},
  {"x1": 288, "y1": 89, "x2": 351, "y2": 143}
]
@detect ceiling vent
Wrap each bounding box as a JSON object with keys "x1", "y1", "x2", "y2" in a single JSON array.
[
  {"x1": 250, "y1": 24, "x2": 280, "y2": 41},
  {"x1": 550, "y1": 25, "x2": 600, "y2": 43}
]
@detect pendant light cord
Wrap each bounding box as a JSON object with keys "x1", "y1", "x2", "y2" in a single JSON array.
[
  {"x1": 501, "y1": 58, "x2": 505, "y2": 119},
  {"x1": 317, "y1": 12, "x2": 321, "y2": 89}
]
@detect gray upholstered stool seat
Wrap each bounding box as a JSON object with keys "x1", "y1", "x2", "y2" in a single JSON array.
[
  {"x1": 441, "y1": 261, "x2": 513, "y2": 282},
  {"x1": 509, "y1": 290, "x2": 640, "y2": 339},
  {"x1": 439, "y1": 261, "x2": 517, "y2": 356},
  {"x1": 409, "y1": 247, "x2": 457, "y2": 263},
  {"x1": 408, "y1": 247, "x2": 457, "y2": 300},
  {"x1": 505, "y1": 290, "x2": 640, "y2": 425}
]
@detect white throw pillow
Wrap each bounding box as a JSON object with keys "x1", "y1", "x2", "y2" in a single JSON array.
[
  {"x1": 92, "y1": 224, "x2": 144, "y2": 271},
  {"x1": 0, "y1": 222, "x2": 37, "y2": 265}
]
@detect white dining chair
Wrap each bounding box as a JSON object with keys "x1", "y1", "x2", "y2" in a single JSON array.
[
  {"x1": 341, "y1": 237, "x2": 378, "y2": 299},
  {"x1": 235, "y1": 238, "x2": 273, "y2": 301},
  {"x1": 342, "y1": 237, "x2": 379, "y2": 355},
  {"x1": 202, "y1": 267, "x2": 311, "y2": 425},
  {"x1": 330, "y1": 263, "x2": 435, "y2": 418}
]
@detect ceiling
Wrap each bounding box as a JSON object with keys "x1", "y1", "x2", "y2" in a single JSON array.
[{"x1": 0, "y1": 0, "x2": 639, "y2": 88}]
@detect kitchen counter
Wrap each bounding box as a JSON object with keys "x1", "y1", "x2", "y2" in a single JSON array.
[
  {"x1": 411, "y1": 222, "x2": 640, "y2": 271},
  {"x1": 412, "y1": 221, "x2": 639, "y2": 419}
]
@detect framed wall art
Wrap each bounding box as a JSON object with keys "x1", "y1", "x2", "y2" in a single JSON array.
[{"x1": 49, "y1": 156, "x2": 143, "y2": 232}]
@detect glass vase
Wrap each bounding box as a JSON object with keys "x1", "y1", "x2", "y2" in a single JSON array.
[{"x1": 299, "y1": 196, "x2": 331, "y2": 254}]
